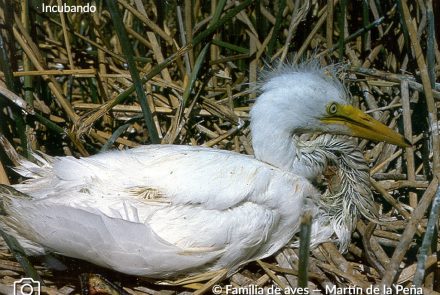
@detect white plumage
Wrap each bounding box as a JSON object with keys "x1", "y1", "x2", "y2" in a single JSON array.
[
  {"x1": 0, "y1": 65, "x2": 408, "y2": 279},
  {"x1": 2, "y1": 146, "x2": 317, "y2": 278}
]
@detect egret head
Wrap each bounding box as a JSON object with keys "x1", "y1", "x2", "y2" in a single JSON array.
[{"x1": 252, "y1": 65, "x2": 410, "y2": 147}]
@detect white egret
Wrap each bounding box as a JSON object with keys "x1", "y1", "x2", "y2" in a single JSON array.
[{"x1": 0, "y1": 65, "x2": 408, "y2": 279}]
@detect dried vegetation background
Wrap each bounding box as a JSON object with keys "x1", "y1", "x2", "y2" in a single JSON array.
[{"x1": 0, "y1": 0, "x2": 440, "y2": 294}]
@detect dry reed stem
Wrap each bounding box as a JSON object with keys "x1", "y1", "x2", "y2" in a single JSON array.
[
  {"x1": 0, "y1": 69, "x2": 97, "y2": 77},
  {"x1": 57, "y1": 0, "x2": 74, "y2": 70},
  {"x1": 401, "y1": 80, "x2": 417, "y2": 207},
  {"x1": 400, "y1": 0, "x2": 439, "y2": 174},
  {"x1": 12, "y1": 26, "x2": 79, "y2": 124},
  {"x1": 117, "y1": 0, "x2": 173, "y2": 45},
  {"x1": 381, "y1": 178, "x2": 439, "y2": 286},
  {"x1": 257, "y1": 260, "x2": 288, "y2": 291},
  {"x1": 0, "y1": 162, "x2": 9, "y2": 185}
]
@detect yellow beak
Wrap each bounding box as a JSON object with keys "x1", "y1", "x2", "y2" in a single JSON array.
[{"x1": 321, "y1": 105, "x2": 410, "y2": 147}]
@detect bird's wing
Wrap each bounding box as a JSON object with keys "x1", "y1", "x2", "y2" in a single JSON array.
[
  {"x1": 17, "y1": 145, "x2": 273, "y2": 210},
  {"x1": 1, "y1": 188, "x2": 224, "y2": 277},
  {"x1": 6, "y1": 145, "x2": 314, "y2": 276}
]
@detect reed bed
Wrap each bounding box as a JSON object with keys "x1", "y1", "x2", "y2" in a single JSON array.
[{"x1": 0, "y1": 0, "x2": 439, "y2": 294}]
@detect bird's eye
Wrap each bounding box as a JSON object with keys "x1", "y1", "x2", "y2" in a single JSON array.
[{"x1": 327, "y1": 103, "x2": 338, "y2": 115}]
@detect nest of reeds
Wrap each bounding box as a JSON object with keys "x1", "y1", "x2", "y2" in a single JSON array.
[{"x1": 0, "y1": 0, "x2": 439, "y2": 294}]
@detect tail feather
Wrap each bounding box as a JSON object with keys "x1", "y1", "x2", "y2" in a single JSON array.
[
  {"x1": 0, "y1": 184, "x2": 32, "y2": 201},
  {"x1": 0, "y1": 134, "x2": 21, "y2": 166},
  {"x1": 0, "y1": 185, "x2": 46, "y2": 255},
  {"x1": 12, "y1": 152, "x2": 53, "y2": 179},
  {"x1": 0, "y1": 133, "x2": 54, "y2": 179}
]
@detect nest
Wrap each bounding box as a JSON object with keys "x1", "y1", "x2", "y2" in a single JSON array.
[{"x1": 0, "y1": 0, "x2": 439, "y2": 294}]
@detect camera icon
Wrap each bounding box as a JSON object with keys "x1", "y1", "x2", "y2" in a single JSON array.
[{"x1": 13, "y1": 278, "x2": 40, "y2": 295}]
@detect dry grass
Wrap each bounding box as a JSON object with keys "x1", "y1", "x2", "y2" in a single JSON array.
[{"x1": 0, "y1": 0, "x2": 439, "y2": 294}]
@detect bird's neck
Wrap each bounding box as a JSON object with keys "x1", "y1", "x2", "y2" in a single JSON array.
[
  {"x1": 251, "y1": 117, "x2": 322, "y2": 181},
  {"x1": 251, "y1": 126, "x2": 297, "y2": 171}
]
